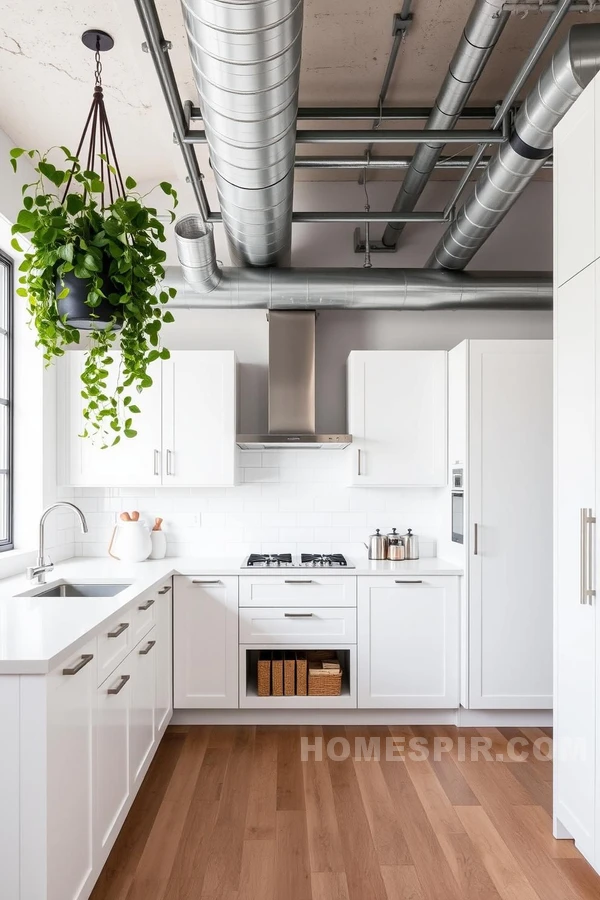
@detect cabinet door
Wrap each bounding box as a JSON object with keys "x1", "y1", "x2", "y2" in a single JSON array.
[
  {"x1": 162, "y1": 351, "x2": 237, "y2": 486},
  {"x1": 468, "y1": 340, "x2": 553, "y2": 709},
  {"x1": 46, "y1": 642, "x2": 95, "y2": 900},
  {"x1": 174, "y1": 575, "x2": 239, "y2": 708},
  {"x1": 58, "y1": 352, "x2": 162, "y2": 487},
  {"x1": 357, "y1": 577, "x2": 459, "y2": 708},
  {"x1": 347, "y1": 351, "x2": 447, "y2": 486},
  {"x1": 155, "y1": 583, "x2": 173, "y2": 738},
  {"x1": 554, "y1": 79, "x2": 595, "y2": 288},
  {"x1": 130, "y1": 628, "x2": 156, "y2": 789},
  {"x1": 554, "y1": 265, "x2": 597, "y2": 860},
  {"x1": 95, "y1": 658, "x2": 131, "y2": 860}
]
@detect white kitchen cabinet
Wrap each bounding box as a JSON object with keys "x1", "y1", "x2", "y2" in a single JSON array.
[
  {"x1": 95, "y1": 658, "x2": 131, "y2": 861},
  {"x1": 130, "y1": 629, "x2": 157, "y2": 790},
  {"x1": 44, "y1": 643, "x2": 96, "y2": 900},
  {"x1": 554, "y1": 263, "x2": 598, "y2": 861},
  {"x1": 58, "y1": 350, "x2": 237, "y2": 487},
  {"x1": 174, "y1": 575, "x2": 239, "y2": 708},
  {"x1": 347, "y1": 350, "x2": 447, "y2": 486},
  {"x1": 358, "y1": 576, "x2": 459, "y2": 708},
  {"x1": 162, "y1": 351, "x2": 237, "y2": 487},
  {"x1": 554, "y1": 78, "x2": 596, "y2": 288},
  {"x1": 155, "y1": 583, "x2": 173, "y2": 738},
  {"x1": 467, "y1": 340, "x2": 553, "y2": 709},
  {"x1": 58, "y1": 352, "x2": 162, "y2": 488}
]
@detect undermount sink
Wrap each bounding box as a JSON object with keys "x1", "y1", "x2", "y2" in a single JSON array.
[{"x1": 25, "y1": 581, "x2": 132, "y2": 598}]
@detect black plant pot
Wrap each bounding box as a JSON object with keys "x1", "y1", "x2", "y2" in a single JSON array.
[{"x1": 56, "y1": 269, "x2": 122, "y2": 331}]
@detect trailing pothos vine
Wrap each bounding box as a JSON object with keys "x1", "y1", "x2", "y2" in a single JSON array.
[{"x1": 10, "y1": 145, "x2": 178, "y2": 446}]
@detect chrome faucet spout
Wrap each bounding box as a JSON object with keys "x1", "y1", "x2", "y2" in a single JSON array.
[{"x1": 27, "y1": 502, "x2": 89, "y2": 585}]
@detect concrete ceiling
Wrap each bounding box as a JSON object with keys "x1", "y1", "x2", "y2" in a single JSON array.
[{"x1": 0, "y1": 0, "x2": 599, "y2": 191}]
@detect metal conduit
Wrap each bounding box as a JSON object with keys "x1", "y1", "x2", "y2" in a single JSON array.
[
  {"x1": 180, "y1": 0, "x2": 303, "y2": 267},
  {"x1": 381, "y1": 0, "x2": 509, "y2": 250},
  {"x1": 429, "y1": 24, "x2": 600, "y2": 269}
]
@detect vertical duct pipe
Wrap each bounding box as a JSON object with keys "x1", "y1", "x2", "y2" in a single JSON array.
[
  {"x1": 180, "y1": 0, "x2": 303, "y2": 267},
  {"x1": 380, "y1": 0, "x2": 509, "y2": 250},
  {"x1": 429, "y1": 24, "x2": 600, "y2": 270}
]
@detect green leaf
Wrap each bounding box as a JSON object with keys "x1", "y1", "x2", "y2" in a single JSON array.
[
  {"x1": 10, "y1": 147, "x2": 25, "y2": 158},
  {"x1": 89, "y1": 179, "x2": 105, "y2": 193},
  {"x1": 57, "y1": 243, "x2": 74, "y2": 263},
  {"x1": 125, "y1": 175, "x2": 137, "y2": 190},
  {"x1": 66, "y1": 193, "x2": 85, "y2": 215},
  {"x1": 11, "y1": 237, "x2": 22, "y2": 252},
  {"x1": 163, "y1": 311, "x2": 174, "y2": 324},
  {"x1": 129, "y1": 405, "x2": 141, "y2": 414},
  {"x1": 22, "y1": 195, "x2": 33, "y2": 210},
  {"x1": 159, "y1": 181, "x2": 172, "y2": 195},
  {"x1": 57, "y1": 287, "x2": 70, "y2": 300},
  {"x1": 16, "y1": 209, "x2": 37, "y2": 231},
  {"x1": 16, "y1": 287, "x2": 28, "y2": 297},
  {"x1": 124, "y1": 429, "x2": 137, "y2": 439}
]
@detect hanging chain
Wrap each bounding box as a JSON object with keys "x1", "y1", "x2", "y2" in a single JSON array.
[
  {"x1": 94, "y1": 39, "x2": 103, "y2": 88},
  {"x1": 362, "y1": 166, "x2": 372, "y2": 269}
]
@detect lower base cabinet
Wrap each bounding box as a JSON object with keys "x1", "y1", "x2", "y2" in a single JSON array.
[
  {"x1": 5, "y1": 581, "x2": 173, "y2": 900},
  {"x1": 358, "y1": 576, "x2": 460, "y2": 708}
]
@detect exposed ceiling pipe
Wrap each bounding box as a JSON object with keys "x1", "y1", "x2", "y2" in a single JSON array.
[
  {"x1": 180, "y1": 0, "x2": 303, "y2": 267},
  {"x1": 380, "y1": 0, "x2": 509, "y2": 250},
  {"x1": 168, "y1": 220, "x2": 551, "y2": 308},
  {"x1": 429, "y1": 24, "x2": 600, "y2": 269}
]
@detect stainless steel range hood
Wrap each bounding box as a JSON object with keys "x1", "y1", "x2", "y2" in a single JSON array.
[{"x1": 237, "y1": 311, "x2": 351, "y2": 450}]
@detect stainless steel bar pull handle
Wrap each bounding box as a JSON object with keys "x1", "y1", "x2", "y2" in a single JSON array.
[
  {"x1": 395, "y1": 580, "x2": 423, "y2": 584},
  {"x1": 158, "y1": 585, "x2": 172, "y2": 594},
  {"x1": 285, "y1": 580, "x2": 313, "y2": 584},
  {"x1": 139, "y1": 640, "x2": 156, "y2": 656},
  {"x1": 63, "y1": 653, "x2": 94, "y2": 676},
  {"x1": 138, "y1": 597, "x2": 155, "y2": 611},
  {"x1": 166, "y1": 449, "x2": 174, "y2": 476},
  {"x1": 284, "y1": 612, "x2": 314, "y2": 617},
  {"x1": 357, "y1": 449, "x2": 363, "y2": 476},
  {"x1": 581, "y1": 508, "x2": 596, "y2": 605},
  {"x1": 108, "y1": 674, "x2": 130, "y2": 695},
  {"x1": 154, "y1": 450, "x2": 160, "y2": 476},
  {"x1": 107, "y1": 622, "x2": 129, "y2": 638},
  {"x1": 192, "y1": 580, "x2": 221, "y2": 585},
  {"x1": 474, "y1": 523, "x2": 479, "y2": 556}
]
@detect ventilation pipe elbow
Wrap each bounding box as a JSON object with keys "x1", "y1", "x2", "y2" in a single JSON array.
[
  {"x1": 429, "y1": 24, "x2": 600, "y2": 270},
  {"x1": 174, "y1": 215, "x2": 223, "y2": 291}
]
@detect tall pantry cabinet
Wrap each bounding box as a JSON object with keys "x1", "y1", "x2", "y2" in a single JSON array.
[
  {"x1": 554, "y1": 72, "x2": 600, "y2": 870},
  {"x1": 446, "y1": 340, "x2": 553, "y2": 711}
]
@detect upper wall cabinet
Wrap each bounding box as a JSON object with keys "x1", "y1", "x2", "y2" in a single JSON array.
[
  {"x1": 555, "y1": 78, "x2": 596, "y2": 288},
  {"x1": 347, "y1": 350, "x2": 447, "y2": 487},
  {"x1": 58, "y1": 350, "x2": 237, "y2": 488}
]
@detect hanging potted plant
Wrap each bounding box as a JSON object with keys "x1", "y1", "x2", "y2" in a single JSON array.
[{"x1": 9, "y1": 30, "x2": 178, "y2": 447}]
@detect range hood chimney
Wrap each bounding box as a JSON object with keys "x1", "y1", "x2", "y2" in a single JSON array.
[{"x1": 237, "y1": 311, "x2": 352, "y2": 449}]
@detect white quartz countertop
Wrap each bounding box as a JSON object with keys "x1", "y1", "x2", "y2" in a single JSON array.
[{"x1": 0, "y1": 555, "x2": 462, "y2": 674}]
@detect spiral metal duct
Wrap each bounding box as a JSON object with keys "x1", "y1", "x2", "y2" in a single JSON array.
[
  {"x1": 180, "y1": 0, "x2": 303, "y2": 267},
  {"x1": 429, "y1": 24, "x2": 600, "y2": 270},
  {"x1": 381, "y1": 0, "x2": 509, "y2": 250}
]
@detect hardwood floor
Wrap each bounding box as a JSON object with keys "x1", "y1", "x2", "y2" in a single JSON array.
[{"x1": 90, "y1": 725, "x2": 600, "y2": 900}]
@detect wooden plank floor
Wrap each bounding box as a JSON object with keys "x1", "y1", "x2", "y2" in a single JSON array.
[{"x1": 90, "y1": 725, "x2": 600, "y2": 900}]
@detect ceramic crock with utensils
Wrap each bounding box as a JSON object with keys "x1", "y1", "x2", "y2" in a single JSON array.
[{"x1": 108, "y1": 512, "x2": 152, "y2": 562}]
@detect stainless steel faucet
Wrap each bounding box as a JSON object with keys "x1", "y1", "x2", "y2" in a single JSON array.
[{"x1": 27, "y1": 502, "x2": 89, "y2": 585}]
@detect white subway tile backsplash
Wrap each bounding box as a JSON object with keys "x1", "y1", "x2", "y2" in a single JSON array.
[{"x1": 71, "y1": 456, "x2": 444, "y2": 559}]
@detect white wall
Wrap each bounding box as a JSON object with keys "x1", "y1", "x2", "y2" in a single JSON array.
[{"x1": 0, "y1": 132, "x2": 75, "y2": 576}]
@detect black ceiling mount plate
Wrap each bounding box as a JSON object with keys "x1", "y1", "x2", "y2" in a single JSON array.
[{"x1": 81, "y1": 29, "x2": 114, "y2": 52}]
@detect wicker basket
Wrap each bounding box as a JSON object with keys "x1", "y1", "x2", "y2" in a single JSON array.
[
  {"x1": 271, "y1": 651, "x2": 284, "y2": 696},
  {"x1": 308, "y1": 661, "x2": 343, "y2": 696},
  {"x1": 296, "y1": 651, "x2": 308, "y2": 695},
  {"x1": 257, "y1": 651, "x2": 271, "y2": 697},
  {"x1": 284, "y1": 652, "x2": 296, "y2": 696}
]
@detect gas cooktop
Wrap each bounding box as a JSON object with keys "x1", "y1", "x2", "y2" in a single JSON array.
[{"x1": 243, "y1": 553, "x2": 354, "y2": 569}]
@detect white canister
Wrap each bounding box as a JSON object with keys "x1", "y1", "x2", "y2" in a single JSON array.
[
  {"x1": 108, "y1": 520, "x2": 152, "y2": 562},
  {"x1": 149, "y1": 529, "x2": 167, "y2": 560}
]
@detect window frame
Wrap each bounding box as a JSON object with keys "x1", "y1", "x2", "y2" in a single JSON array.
[{"x1": 0, "y1": 250, "x2": 13, "y2": 552}]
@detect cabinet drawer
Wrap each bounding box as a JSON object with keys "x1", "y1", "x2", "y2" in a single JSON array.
[
  {"x1": 97, "y1": 612, "x2": 133, "y2": 686},
  {"x1": 240, "y1": 607, "x2": 356, "y2": 644},
  {"x1": 240, "y1": 576, "x2": 356, "y2": 607},
  {"x1": 132, "y1": 589, "x2": 159, "y2": 645}
]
